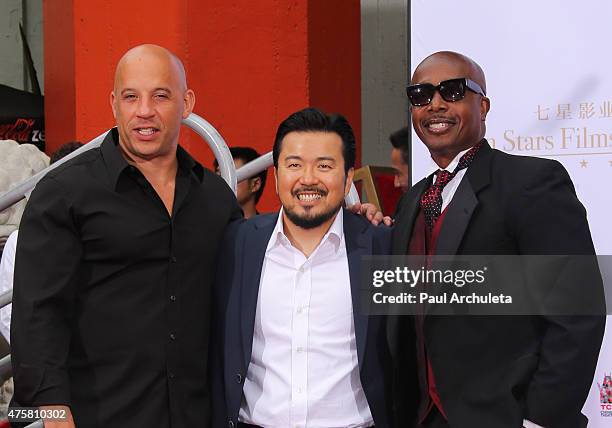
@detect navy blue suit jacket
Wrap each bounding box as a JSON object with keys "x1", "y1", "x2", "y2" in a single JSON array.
[{"x1": 211, "y1": 209, "x2": 394, "y2": 428}]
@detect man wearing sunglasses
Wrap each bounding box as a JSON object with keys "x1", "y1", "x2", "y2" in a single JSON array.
[{"x1": 390, "y1": 51, "x2": 604, "y2": 428}]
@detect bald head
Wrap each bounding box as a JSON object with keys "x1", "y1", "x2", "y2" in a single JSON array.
[
  {"x1": 409, "y1": 51, "x2": 490, "y2": 168},
  {"x1": 114, "y1": 44, "x2": 188, "y2": 94},
  {"x1": 110, "y1": 44, "x2": 195, "y2": 164},
  {"x1": 412, "y1": 51, "x2": 486, "y2": 94}
]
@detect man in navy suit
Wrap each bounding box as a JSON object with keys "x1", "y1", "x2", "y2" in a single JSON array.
[{"x1": 212, "y1": 108, "x2": 396, "y2": 428}]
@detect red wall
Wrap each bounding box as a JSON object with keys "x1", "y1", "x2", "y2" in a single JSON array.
[
  {"x1": 43, "y1": 0, "x2": 361, "y2": 212},
  {"x1": 43, "y1": 0, "x2": 76, "y2": 145},
  {"x1": 308, "y1": 0, "x2": 362, "y2": 167}
]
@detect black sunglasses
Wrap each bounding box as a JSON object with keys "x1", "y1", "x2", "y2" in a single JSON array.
[{"x1": 406, "y1": 78, "x2": 486, "y2": 107}]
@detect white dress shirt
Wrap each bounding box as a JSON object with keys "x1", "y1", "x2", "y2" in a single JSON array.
[
  {"x1": 239, "y1": 210, "x2": 373, "y2": 428},
  {"x1": 0, "y1": 230, "x2": 17, "y2": 343},
  {"x1": 425, "y1": 150, "x2": 545, "y2": 428}
]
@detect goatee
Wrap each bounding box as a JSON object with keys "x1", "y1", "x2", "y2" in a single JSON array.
[{"x1": 284, "y1": 202, "x2": 343, "y2": 229}]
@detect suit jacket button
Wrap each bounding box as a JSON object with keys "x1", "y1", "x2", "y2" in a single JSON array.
[
  {"x1": 228, "y1": 420, "x2": 235, "y2": 428},
  {"x1": 236, "y1": 373, "x2": 243, "y2": 383}
]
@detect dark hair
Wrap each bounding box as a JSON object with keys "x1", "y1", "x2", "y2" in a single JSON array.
[
  {"x1": 50, "y1": 141, "x2": 84, "y2": 164},
  {"x1": 389, "y1": 126, "x2": 410, "y2": 166},
  {"x1": 214, "y1": 146, "x2": 267, "y2": 203},
  {"x1": 272, "y1": 107, "x2": 356, "y2": 174}
]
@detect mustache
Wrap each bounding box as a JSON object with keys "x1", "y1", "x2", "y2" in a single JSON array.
[
  {"x1": 131, "y1": 122, "x2": 160, "y2": 129},
  {"x1": 423, "y1": 115, "x2": 456, "y2": 124},
  {"x1": 292, "y1": 186, "x2": 328, "y2": 197}
]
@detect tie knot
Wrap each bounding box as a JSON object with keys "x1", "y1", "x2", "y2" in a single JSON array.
[
  {"x1": 420, "y1": 141, "x2": 484, "y2": 231},
  {"x1": 435, "y1": 169, "x2": 453, "y2": 187}
]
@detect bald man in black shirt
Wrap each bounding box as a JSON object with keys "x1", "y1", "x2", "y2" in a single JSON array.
[{"x1": 11, "y1": 44, "x2": 242, "y2": 428}]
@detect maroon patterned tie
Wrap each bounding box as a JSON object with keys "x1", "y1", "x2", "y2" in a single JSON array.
[{"x1": 420, "y1": 142, "x2": 482, "y2": 229}]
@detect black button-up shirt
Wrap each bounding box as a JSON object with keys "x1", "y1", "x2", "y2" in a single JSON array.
[{"x1": 11, "y1": 128, "x2": 242, "y2": 428}]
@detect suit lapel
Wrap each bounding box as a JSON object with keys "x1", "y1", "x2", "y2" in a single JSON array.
[
  {"x1": 344, "y1": 210, "x2": 371, "y2": 370},
  {"x1": 240, "y1": 213, "x2": 277, "y2": 370},
  {"x1": 392, "y1": 178, "x2": 430, "y2": 255},
  {"x1": 436, "y1": 140, "x2": 493, "y2": 255},
  {"x1": 435, "y1": 178, "x2": 478, "y2": 255}
]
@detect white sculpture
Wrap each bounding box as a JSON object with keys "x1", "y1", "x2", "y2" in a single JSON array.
[{"x1": 0, "y1": 140, "x2": 49, "y2": 242}]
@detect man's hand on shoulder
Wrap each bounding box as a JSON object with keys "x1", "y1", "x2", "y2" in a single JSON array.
[{"x1": 347, "y1": 202, "x2": 393, "y2": 226}]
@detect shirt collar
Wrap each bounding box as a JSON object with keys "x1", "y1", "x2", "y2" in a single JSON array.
[
  {"x1": 267, "y1": 208, "x2": 344, "y2": 254},
  {"x1": 423, "y1": 145, "x2": 472, "y2": 180},
  {"x1": 101, "y1": 127, "x2": 204, "y2": 189}
]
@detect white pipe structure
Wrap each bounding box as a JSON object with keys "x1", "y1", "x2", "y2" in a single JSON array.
[
  {"x1": 0, "y1": 113, "x2": 362, "y2": 218},
  {"x1": 0, "y1": 114, "x2": 237, "y2": 214},
  {"x1": 235, "y1": 151, "x2": 360, "y2": 206},
  {"x1": 182, "y1": 114, "x2": 236, "y2": 194},
  {"x1": 235, "y1": 151, "x2": 273, "y2": 183},
  {"x1": 346, "y1": 182, "x2": 360, "y2": 206},
  {"x1": 0, "y1": 290, "x2": 11, "y2": 310},
  {"x1": 0, "y1": 130, "x2": 107, "y2": 214}
]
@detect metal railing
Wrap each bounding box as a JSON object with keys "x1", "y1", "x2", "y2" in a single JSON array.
[
  {"x1": 0, "y1": 114, "x2": 237, "y2": 213},
  {"x1": 0, "y1": 291, "x2": 11, "y2": 313},
  {"x1": 0, "y1": 115, "x2": 360, "y2": 213}
]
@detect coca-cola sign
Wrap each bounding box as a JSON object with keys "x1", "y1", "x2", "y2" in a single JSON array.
[{"x1": 0, "y1": 117, "x2": 45, "y2": 151}]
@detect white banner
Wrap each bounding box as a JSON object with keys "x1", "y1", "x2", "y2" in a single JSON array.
[{"x1": 411, "y1": 0, "x2": 612, "y2": 425}]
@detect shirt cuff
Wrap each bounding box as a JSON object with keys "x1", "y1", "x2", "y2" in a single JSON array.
[
  {"x1": 14, "y1": 366, "x2": 71, "y2": 407},
  {"x1": 523, "y1": 419, "x2": 545, "y2": 428}
]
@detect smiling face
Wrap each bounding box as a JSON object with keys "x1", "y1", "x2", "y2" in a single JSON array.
[
  {"x1": 110, "y1": 45, "x2": 195, "y2": 163},
  {"x1": 410, "y1": 53, "x2": 490, "y2": 167},
  {"x1": 275, "y1": 131, "x2": 354, "y2": 230}
]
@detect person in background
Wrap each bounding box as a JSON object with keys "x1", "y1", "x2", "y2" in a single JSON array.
[
  {"x1": 389, "y1": 126, "x2": 410, "y2": 193},
  {"x1": 0, "y1": 232, "x2": 17, "y2": 345},
  {"x1": 214, "y1": 146, "x2": 267, "y2": 218},
  {"x1": 49, "y1": 141, "x2": 84, "y2": 164}
]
